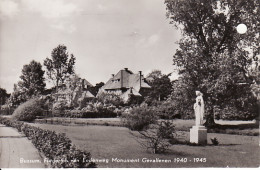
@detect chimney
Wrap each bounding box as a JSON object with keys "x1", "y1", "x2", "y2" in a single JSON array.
[
  {"x1": 121, "y1": 70, "x2": 123, "y2": 88},
  {"x1": 139, "y1": 71, "x2": 142, "y2": 88},
  {"x1": 124, "y1": 68, "x2": 128, "y2": 71},
  {"x1": 111, "y1": 74, "x2": 114, "y2": 78}
]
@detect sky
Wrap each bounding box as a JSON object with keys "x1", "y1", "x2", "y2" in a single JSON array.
[{"x1": 0, "y1": 0, "x2": 181, "y2": 93}]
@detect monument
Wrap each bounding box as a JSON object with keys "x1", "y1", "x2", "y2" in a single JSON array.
[{"x1": 190, "y1": 91, "x2": 207, "y2": 144}]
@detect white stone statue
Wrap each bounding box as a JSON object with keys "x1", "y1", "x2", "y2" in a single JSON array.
[{"x1": 194, "y1": 91, "x2": 204, "y2": 126}]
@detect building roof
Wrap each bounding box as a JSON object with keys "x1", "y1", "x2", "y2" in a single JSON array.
[
  {"x1": 82, "y1": 78, "x2": 93, "y2": 87},
  {"x1": 102, "y1": 68, "x2": 151, "y2": 90},
  {"x1": 82, "y1": 90, "x2": 95, "y2": 98}
]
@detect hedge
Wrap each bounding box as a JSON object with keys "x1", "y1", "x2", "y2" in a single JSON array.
[
  {"x1": 52, "y1": 109, "x2": 117, "y2": 118},
  {"x1": 0, "y1": 117, "x2": 96, "y2": 168}
]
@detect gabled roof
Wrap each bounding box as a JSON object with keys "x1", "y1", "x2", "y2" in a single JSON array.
[
  {"x1": 103, "y1": 68, "x2": 151, "y2": 90},
  {"x1": 82, "y1": 79, "x2": 93, "y2": 87},
  {"x1": 82, "y1": 90, "x2": 95, "y2": 98}
]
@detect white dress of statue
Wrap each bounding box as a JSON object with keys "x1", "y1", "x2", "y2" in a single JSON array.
[{"x1": 193, "y1": 91, "x2": 204, "y2": 126}]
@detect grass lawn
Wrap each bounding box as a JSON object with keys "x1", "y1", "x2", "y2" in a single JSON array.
[
  {"x1": 29, "y1": 123, "x2": 259, "y2": 168},
  {"x1": 35, "y1": 117, "x2": 259, "y2": 136}
]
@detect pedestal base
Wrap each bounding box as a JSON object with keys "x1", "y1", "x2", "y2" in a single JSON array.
[{"x1": 190, "y1": 126, "x2": 207, "y2": 145}]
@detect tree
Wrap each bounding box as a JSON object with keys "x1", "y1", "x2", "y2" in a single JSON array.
[
  {"x1": 165, "y1": 0, "x2": 259, "y2": 126},
  {"x1": 8, "y1": 84, "x2": 27, "y2": 107},
  {"x1": 146, "y1": 70, "x2": 173, "y2": 101},
  {"x1": 146, "y1": 70, "x2": 163, "y2": 82},
  {"x1": 18, "y1": 60, "x2": 46, "y2": 98},
  {"x1": 89, "y1": 82, "x2": 105, "y2": 96},
  {"x1": 44, "y1": 45, "x2": 76, "y2": 90},
  {"x1": 0, "y1": 87, "x2": 10, "y2": 105}
]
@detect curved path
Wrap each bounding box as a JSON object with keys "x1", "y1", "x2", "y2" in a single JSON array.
[{"x1": 0, "y1": 124, "x2": 45, "y2": 168}]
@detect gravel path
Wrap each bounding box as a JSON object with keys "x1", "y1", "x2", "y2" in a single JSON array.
[{"x1": 0, "y1": 124, "x2": 45, "y2": 168}]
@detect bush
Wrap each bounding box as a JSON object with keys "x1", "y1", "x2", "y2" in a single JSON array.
[
  {"x1": 132, "y1": 120, "x2": 176, "y2": 154},
  {"x1": 121, "y1": 105, "x2": 158, "y2": 131},
  {"x1": 97, "y1": 92, "x2": 124, "y2": 107},
  {"x1": 51, "y1": 102, "x2": 118, "y2": 118},
  {"x1": 12, "y1": 98, "x2": 44, "y2": 121},
  {"x1": 0, "y1": 117, "x2": 96, "y2": 168},
  {"x1": 0, "y1": 105, "x2": 15, "y2": 115},
  {"x1": 63, "y1": 109, "x2": 117, "y2": 118},
  {"x1": 214, "y1": 105, "x2": 258, "y2": 120},
  {"x1": 154, "y1": 101, "x2": 181, "y2": 119},
  {"x1": 211, "y1": 137, "x2": 219, "y2": 145}
]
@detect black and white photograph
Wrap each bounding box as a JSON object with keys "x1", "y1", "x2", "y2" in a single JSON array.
[{"x1": 0, "y1": 0, "x2": 259, "y2": 168}]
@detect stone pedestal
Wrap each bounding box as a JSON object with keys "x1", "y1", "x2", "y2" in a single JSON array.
[{"x1": 190, "y1": 126, "x2": 207, "y2": 145}]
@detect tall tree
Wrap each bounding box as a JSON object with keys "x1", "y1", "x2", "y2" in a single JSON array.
[
  {"x1": 165, "y1": 0, "x2": 259, "y2": 126},
  {"x1": 146, "y1": 70, "x2": 173, "y2": 101},
  {"x1": 44, "y1": 45, "x2": 76, "y2": 90},
  {"x1": 0, "y1": 87, "x2": 10, "y2": 105},
  {"x1": 18, "y1": 60, "x2": 46, "y2": 98},
  {"x1": 8, "y1": 84, "x2": 27, "y2": 107}
]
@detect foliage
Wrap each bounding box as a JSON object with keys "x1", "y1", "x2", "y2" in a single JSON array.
[
  {"x1": 8, "y1": 84, "x2": 28, "y2": 107},
  {"x1": 121, "y1": 105, "x2": 158, "y2": 131},
  {"x1": 97, "y1": 92, "x2": 124, "y2": 107},
  {"x1": 145, "y1": 70, "x2": 173, "y2": 101},
  {"x1": 211, "y1": 137, "x2": 219, "y2": 146},
  {"x1": 51, "y1": 101, "x2": 118, "y2": 118},
  {"x1": 50, "y1": 74, "x2": 95, "y2": 109},
  {"x1": 18, "y1": 60, "x2": 46, "y2": 98},
  {"x1": 0, "y1": 87, "x2": 10, "y2": 105},
  {"x1": 8, "y1": 60, "x2": 45, "y2": 107},
  {"x1": 52, "y1": 100, "x2": 68, "y2": 117},
  {"x1": 62, "y1": 109, "x2": 117, "y2": 118},
  {"x1": 127, "y1": 94, "x2": 144, "y2": 106},
  {"x1": 0, "y1": 117, "x2": 96, "y2": 168},
  {"x1": 66, "y1": 75, "x2": 95, "y2": 108},
  {"x1": 0, "y1": 104, "x2": 15, "y2": 115},
  {"x1": 153, "y1": 100, "x2": 182, "y2": 119},
  {"x1": 44, "y1": 45, "x2": 76, "y2": 89},
  {"x1": 167, "y1": 78, "x2": 195, "y2": 119},
  {"x1": 89, "y1": 82, "x2": 105, "y2": 96},
  {"x1": 214, "y1": 103, "x2": 258, "y2": 120},
  {"x1": 78, "y1": 97, "x2": 96, "y2": 109},
  {"x1": 249, "y1": 67, "x2": 260, "y2": 110},
  {"x1": 165, "y1": 0, "x2": 259, "y2": 125},
  {"x1": 133, "y1": 120, "x2": 176, "y2": 154},
  {"x1": 146, "y1": 70, "x2": 163, "y2": 82},
  {"x1": 12, "y1": 98, "x2": 44, "y2": 121}
]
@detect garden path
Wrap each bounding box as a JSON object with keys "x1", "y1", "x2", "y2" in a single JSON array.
[{"x1": 0, "y1": 124, "x2": 45, "y2": 168}]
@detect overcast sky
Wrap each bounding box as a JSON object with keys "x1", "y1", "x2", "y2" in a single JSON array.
[{"x1": 0, "y1": 0, "x2": 181, "y2": 93}]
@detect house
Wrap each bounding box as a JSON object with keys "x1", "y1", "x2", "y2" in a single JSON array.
[
  {"x1": 45, "y1": 76, "x2": 95, "y2": 107},
  {"x1": 99, "y1": 68, "x2": 151, "y2": 102}
]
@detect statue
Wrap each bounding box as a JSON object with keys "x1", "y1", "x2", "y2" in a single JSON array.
[{"x1": 194, "y1": 91, "x2": 204, "y2": 126}]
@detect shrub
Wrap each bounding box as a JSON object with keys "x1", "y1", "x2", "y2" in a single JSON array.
[
  {"x1": 0, "y1": 105, "x2": 15, "y2": 115},
  {"x1": 0, "y1": 117, "x2": 96, "y2": 168},
  {"x1": 132, "y1": 120, "x2": 176, "y2": 154},
  {"x1": 154, "y1": 101, "x2": 181, "y2": 119},
  {"x1": 211, "y1": 137, "x2": 219, "y2": 145},
  {"x1": 63, "y1": 109, "x2": 117, "y2": 118},
  {"x1": 12, "y1": 98, "x2": 44, "y2": 121},
  {"x1": 97, "y1": 92, "x2": 124, "y2": 107},
  {"x1": 214, "y1": 105, "x2": 258, "y2": 120},
  {"x1": 127, "y1": 94, "x2": 144, "y2": 105},
  {"x1": 53, "y1": 102, "x2": 118, "y2": 118},
  {"x1": 121, "y1": 105, "x2": 158, "y2": 131}
]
